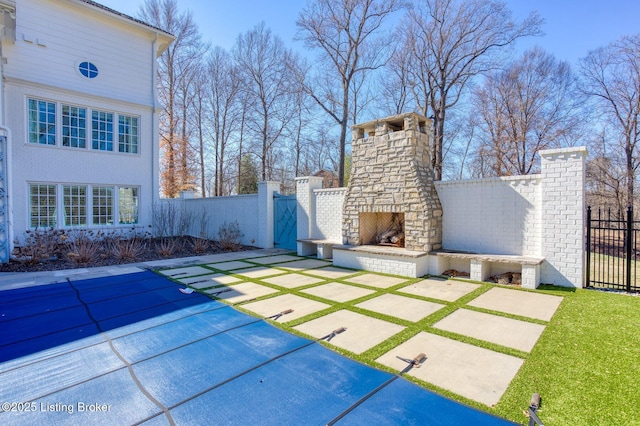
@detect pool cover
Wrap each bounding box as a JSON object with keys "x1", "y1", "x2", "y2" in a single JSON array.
[{"x1": 0, "y1": 270, "x2": 517, "y2": 425}]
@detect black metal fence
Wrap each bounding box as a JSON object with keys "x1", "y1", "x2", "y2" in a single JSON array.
[{"x1": 586, "y1": 206, "x2": 640, "y2": 292}]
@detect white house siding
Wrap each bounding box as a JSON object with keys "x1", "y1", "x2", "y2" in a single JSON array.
[
  {"x1": 6, "y1": 0, "x2": 158, "y2": 106},
  {"x1": 2, "y1": 0, "x2": 172, "y2": 245}
]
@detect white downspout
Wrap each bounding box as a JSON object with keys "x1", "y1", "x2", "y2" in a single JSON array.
[
  {"x1": 151, "y1": 32, "x2": 159, "y2": 222},
  {"x1": 0, "y1": 23, "x2": 13, "y2": 259}
]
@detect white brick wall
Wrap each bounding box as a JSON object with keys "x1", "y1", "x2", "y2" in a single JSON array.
[
  {"x1": 299, "y1": 146, "x2": 587, "y2": 288},
  {"x1": 540, "y1": 147, "x2": 587, "y2": 287},
  {"x1": 435, "y1": 176, "x2": 542, "y2": 256},
  {"x1": 312, "y1": 188, "x2": 346, "y2": 241},
  {"x1": 333, "y1": 249, "x2": 429, "y2": 277}
]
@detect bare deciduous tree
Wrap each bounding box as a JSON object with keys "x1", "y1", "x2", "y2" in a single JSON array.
[
  {"x1": 206, "y1": 47, "x2": 241, "y2": 196},
  {"x1": 403, "y1": 0, "x2": 542, "y2": 180},
  {"x1": 586, "y1": 129, "x2": 628, "y2": 213},
  {"x1": 470, "y1": 47, "x2": 584, "y2": 176},
  {"x1": 296, "y1": 0, "x2": 402, "y2": 187},
  {"x1": 190, "y1": 65, "x2": 209, "y2": 197},
  {"x1": 139, "y1": 0, "x2": 203, "y2": 197},
  {"x1": 379, "y1": 49, "x2": 413, "y2": 115},
  {"x1": 580, "y1": 33, "x2": 640, "y2": 207},
  {"x1": 233, "y1": 23, "x2": 296, "y2": 181}
]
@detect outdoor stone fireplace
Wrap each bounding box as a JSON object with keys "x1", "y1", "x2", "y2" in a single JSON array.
[{"x1": 342, "y1": 113, "x2": 443, "y2": 252}]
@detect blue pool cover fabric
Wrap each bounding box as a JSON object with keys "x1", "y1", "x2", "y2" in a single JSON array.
[{"x1": 0, "y1": 270, "x2": 517, "y2": 425}]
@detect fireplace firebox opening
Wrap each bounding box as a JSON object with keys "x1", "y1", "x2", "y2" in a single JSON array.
[{"x1": 359, "y1": 212, "x2": 405, "y2": 248}]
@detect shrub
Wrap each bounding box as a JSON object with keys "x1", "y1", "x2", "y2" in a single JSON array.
[
  {"x1": 218, "y1": 221, "x2": 243, "y2": 251},
  {"x1": 190, "y1": 236, "x2": 210, "y2": 254},
  {"x1": 13, "y1": 228, "x2": 65, "y2": 265},
  {"x1": 156, "y1": 238, "x2": 176, "y2": 257},
  {"x1": 151, "y1": 201, "x2": 178, "y2": 238},
  {"x1": 110, "y1": 237, "x2": 147, "y2": 261},
  {"x1": 66, "y1": 230, "x2": 101, "y2": 264}
]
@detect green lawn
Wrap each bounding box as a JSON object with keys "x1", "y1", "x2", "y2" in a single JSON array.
[
  {"x1": 494, "y1": 286, "x2": 640, "y2": 425},
  {"x1": 171, "y1": 257, "x2": 640, "y2": 425}
]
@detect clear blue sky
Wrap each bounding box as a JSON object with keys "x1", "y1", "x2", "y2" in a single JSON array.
[{"x1": 98, "y1": 0, "x2": 640, "y2": 66}]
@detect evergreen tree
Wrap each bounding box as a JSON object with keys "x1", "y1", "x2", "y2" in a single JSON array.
[{"x1": 238, "y1": 155, "x2": 259, "y2": 194}]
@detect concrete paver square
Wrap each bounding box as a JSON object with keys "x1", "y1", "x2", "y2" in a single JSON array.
[
  {"x1": 205, "y1": 282, "x2": 278, "y2": 303},
  {"x1": 158, "y1": 266, "x2": 213, "y2": 278},
  {"x1": 178, "y1": 273, "x2": 242, "y2": 289},
  {"x1": 433, "y1": 309, "x2": 546, "y2": 352},
  {"x1": 206, "y1": 261, "x2": 254, "y2": 271},
  {"x1": 305, "y1": 266, "x2": 359, "y2": 279},
  {"x1": 108, "y1": 266, "x2": 145, "y2": 275},
  {"x1": 355, "y1": 294, "x2": 445, "y2": 322},
  {"x1": 398, "y1": 278, "x2": 480, "y2": 302},
  {"x1": 301, "y1": 282, "x2": 376, "y2": 302},
  {"x1": 261, "y1": 273, "x2": 325, "y2": 289},
  {"x1": 233, "y1": 267, "x2": 287, "y2": 279},
  {"x1": 294, "y1": 310, "x2": 405, "y2": 354},
  {"x1": 278, "y1": 259, "x2": 332, "y2": 270},
  {"x1": 468, "y1": 287, "x2": 563, "y2": 321},
  {"x1": 345, "y1": 274, "x2": 410, "y2": 289},
  {"x1": 241, "y1": 294, "x2": 330, "y2": 322},
  {"x1": 376, "y1": 332, "x2": 523, "y2": 406},
  {"x1": 247, "y1": 255, "x2": 301, "y2": 265}
]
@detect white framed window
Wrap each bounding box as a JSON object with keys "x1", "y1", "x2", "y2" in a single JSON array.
[
  {"x1": 92, "y1": 186, "x2": 114, "y2": 225},
  {"x1": 29, "y1": 183, "x2": 140, "y2": 228},
  {"x1": 119, "y1": 187, "x2": 139, "y2": 224},
  {"x1": 29, "y1": 184, "x2": 57, "y2": 227},
  {"x1": 92, "y1": 110, "x2": 114, "y2": 151},
  {"x1": 118, "y1": 115, "x2": 139, "y2": 154},
  {"x1": 28, "y1": 99, "x2": 56, "y2": 145},
  {"x1": 63, "y1": 185, "x2": 87, "y2": 226},
  {"x1": 26, "y1": 99, "x2": 139, "y2": 154},
  {"x1": 62, "y1": 105, "x2": 87, "y2": 148}
]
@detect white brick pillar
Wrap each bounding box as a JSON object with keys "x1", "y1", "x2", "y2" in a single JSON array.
[
  {"x1": 295, "y1": 177, "x2": 323, "y2": 240},
  {"x1": 257, "y1": 181, "x2": 280, "y2": 249},
  {"x1": 540, "y1": 147, "x2": 588, "y2": 288}
]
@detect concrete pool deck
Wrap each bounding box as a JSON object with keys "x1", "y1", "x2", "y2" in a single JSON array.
[{"x1": 0, "y1": 248, "x2": 564, "y2": 409}]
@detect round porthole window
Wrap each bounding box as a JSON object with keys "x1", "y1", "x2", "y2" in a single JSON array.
[{"x1": 78, "y1": 61, "x2": 99, "y2": 78}]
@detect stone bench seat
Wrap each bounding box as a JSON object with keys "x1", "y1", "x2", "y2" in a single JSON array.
[
  {"x1": 433, "y1": 250, "x2": 545, "y2": 289},
  {"x1": 297, "y1": 239, "x2": 341, "y2": 259}
]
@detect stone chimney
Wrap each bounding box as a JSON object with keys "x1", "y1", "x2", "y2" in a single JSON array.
[{"x1": 343, "y1": 113, "x2": 443, "y2": 252}]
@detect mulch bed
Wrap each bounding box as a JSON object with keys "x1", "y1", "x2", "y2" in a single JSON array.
[{"x1": 0, "y1": 236, "x2": 256, "y2": 273}]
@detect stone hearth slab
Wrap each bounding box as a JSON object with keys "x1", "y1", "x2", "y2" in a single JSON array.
[
  {"x1": 355, "y1": 294, "x2": 445, "y2": 322},
  {"x1": 301, "y1": 282, "x2": 376, "y2": 303},
  {"x1": 178, "y1": 273, "x2": 242, "y2": 289},
  {"x1": 294, "y1": 310, "x2": 405, "y2": 354},
  {"x1": 398, "y1": 278, "x2": 480, "y2": 302},
  {"x1": 232, "y1": 267, "x2": 287, "y2": 279},
  {"x1": 241, "y1": 294, "x2": 330, "y2": 322},
  {"x1": 467, "y1": 287, "x2": 563, "y2": 321},
  {"x1": 206, "y1": 260, "x2": 254, "y2": 271},
  {"x1": 261, "y1": 273, "x2": 325, "y2": 289},
  {"x1": 205, "y1": 282, "x2": 278, "y2": 303},
  {"x1": 376, "y1": 332, "x2": 523, "y2": 406},
  {"x1": 344, "y1": 273, "x2": 410, "y2": 289},
  {"x1": 304, "y1": 266, "x2": 359, "y2": 279},
  {"x1": 247, "y1": 255, "x2": 301, "y2": 265},
  {"x1": 158, "y1": 266, "x2": 213, "y2": 278},
  {"x1": 433, "y1": 309, "x2": 546, "y2": 352},
  {"x1": 277, "y1": 259, "x2": 332, "y2": 270}
]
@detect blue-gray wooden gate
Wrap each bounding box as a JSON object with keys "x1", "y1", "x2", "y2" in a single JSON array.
[{"x1": 274, "y1": 193, "x2": 296, "y2": 250}]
